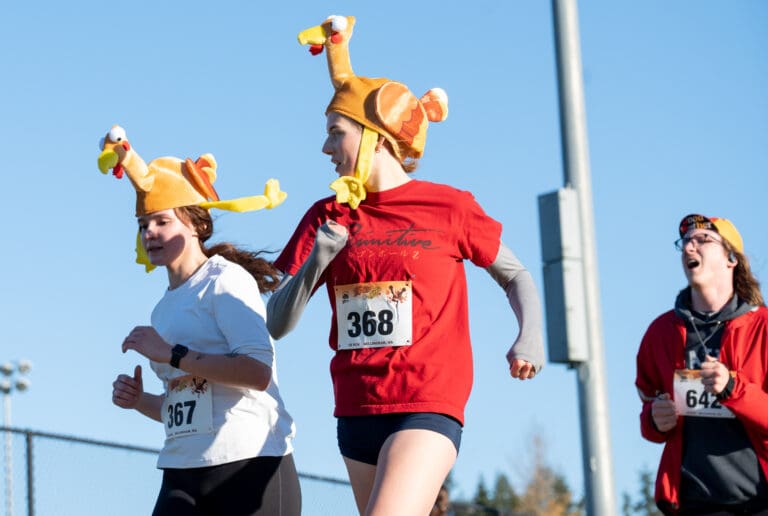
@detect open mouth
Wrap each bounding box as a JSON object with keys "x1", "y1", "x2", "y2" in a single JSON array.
[{"x1": 686, "y1": 258, "x2": 700, "y2": 269}]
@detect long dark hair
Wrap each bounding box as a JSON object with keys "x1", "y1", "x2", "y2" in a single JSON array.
[
  {"x1": 727, "y1": 246, "x2": 765, "y2": 306},
  {"x1": 174, "y1": 205, "x2": 282, "y2": 293}
]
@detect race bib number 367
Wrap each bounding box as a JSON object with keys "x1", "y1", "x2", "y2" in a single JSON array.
[
  {"x1": 163, "y1": 375, "x2": 214, "y2": 439},
  {"x1": 673, "y1": 369, "x2": 735, "y2": 419},
  {"x1": 335, "y1": 281, "x2": 413, "y2": 350}
]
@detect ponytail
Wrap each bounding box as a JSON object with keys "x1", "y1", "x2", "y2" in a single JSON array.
[{"x1": 174, "y1": 206, "x2": 282, "y2": 294}]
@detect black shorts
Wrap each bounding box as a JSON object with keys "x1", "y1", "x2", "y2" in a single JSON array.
[
  {"x1": 152, "y1": 454, "x2": 301, "y2": 516},
  {"x1": 337, "y1": 413, "x2": 463, "y2": 465}
]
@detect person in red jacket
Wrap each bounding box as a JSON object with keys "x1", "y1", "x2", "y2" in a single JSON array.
[{"x1": 636, "y1": 213, "x2": 768, "y2": 515}]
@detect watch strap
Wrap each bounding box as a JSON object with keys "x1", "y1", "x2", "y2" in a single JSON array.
[{"x1": 170, "y1": 344, "x2": 189, "y2": 368}]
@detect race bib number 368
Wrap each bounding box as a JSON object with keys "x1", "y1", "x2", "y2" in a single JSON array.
[
  {"x1": 335, "y1": 281, "x2": 413, "y2": 350},
  {"x1": 673, "y1": 369, "x2": 735, "y2": 419}
]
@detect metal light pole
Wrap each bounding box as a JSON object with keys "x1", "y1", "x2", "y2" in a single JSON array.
[
  {"x1": 1, "y1": 359, "x2": 31, "y2": 516},
  {"x1": 538, "y1": 0, "x2": 616, "y2": 514}
]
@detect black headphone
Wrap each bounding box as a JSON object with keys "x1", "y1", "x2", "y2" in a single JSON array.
[{"x1": 728, "y1": 251, "x2": 737, "y2": 264}]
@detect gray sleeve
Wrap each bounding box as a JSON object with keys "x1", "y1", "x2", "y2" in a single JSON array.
[
  {"x1": 485, "y1": 242, "x2": 545, "y2": 372},
  {"x1": 266, "y1": 223, "x2": 348, "y2": 340}
]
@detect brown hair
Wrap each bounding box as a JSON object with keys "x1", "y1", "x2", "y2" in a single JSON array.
[
  {"x1": 402, "y1": 158, "x2": 419, "y2": 173},
  {"x1": 727, "y1": 246, "x2": 765, "y2": 306},
  {"x1": 379, "y1": 138, "x2": 419, "y2": 173},
  {"x1": 174, "y1": 206, "x2": 282, "y2": 293}
]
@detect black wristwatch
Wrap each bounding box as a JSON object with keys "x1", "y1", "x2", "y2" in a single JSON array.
[{"x1": 170, "y1": 344, "x2": 189, "y2": 369}]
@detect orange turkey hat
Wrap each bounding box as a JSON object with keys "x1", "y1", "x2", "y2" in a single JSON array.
[
  {"x1": 299, "y1": 15, "x2": 448, "y2": 162},
  {"x1": 298, "y1": 15, "x2": 448, "y2": 209},
  {"x1": 97, "y1": 125, "x2": 287, "y2": 271}
]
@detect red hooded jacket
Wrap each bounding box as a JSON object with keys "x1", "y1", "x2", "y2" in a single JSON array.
[{"x1": 635, "y1": 306, "x2": 768, "y2": 511}]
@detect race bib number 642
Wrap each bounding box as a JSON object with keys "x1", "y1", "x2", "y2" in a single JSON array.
[{"x1": 673, "y1": 369, "x2": 735, "y2": 419}]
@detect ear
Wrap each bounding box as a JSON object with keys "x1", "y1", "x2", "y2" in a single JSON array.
[
  {"x1": 374, "y1": 135, "x2": 386, "y2": 153},
  {"x1": 727, "y1": 251, "x2": 738, "y2": 266}
]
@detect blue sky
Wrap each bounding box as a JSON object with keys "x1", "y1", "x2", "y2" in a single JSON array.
[{"x1": 1, "y1": 1, "x2": 766, "y2": 513}]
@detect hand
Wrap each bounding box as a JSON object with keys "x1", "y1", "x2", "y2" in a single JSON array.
[
  {"x1": 112, "y1": 365, "x2": 144, "y2": 409},
  {"x1": 651, "y1": 393, "x2": 677, "y2": 432},
  {"x1": 317, "y1": 220, "x2": 349, "y2": 251},
  {"x1": 122, "y1": 326, "x2": 172, "y2": 363},
  {"x1": 508, "y1": 358, "x2": 536, "y2": 380},
  {"x1": 314, "y1": 220, "x2": 349, "y2": 264},
  {"x1": 701, "y1": 355, "x2": 729, "y2": 395},
  {"x1": 324, "y1": 220, "x2": 348, "y2": 237}
]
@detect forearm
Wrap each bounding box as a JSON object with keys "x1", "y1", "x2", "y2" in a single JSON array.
[
  {"x1": 723, "y1": 379, "x2": 768, "y2": 432},
  {"x1": 503, "y1": 270, "x2": 545, "y2": 371},
  {"x1": 486, "y1": 243, "x2": 545, "y2": 371},
  {"x1": 176, "y1": 353, "x2": 272, "y2": 391},
  {"x1": 640, "y1": 402, "x2": 669, "y2": 443},
  {"x1": 636, "y1": 328, "x2": 678, "y2": 441},
  {"x1": 266, "y1": 262, "x2": 323, "y2": 340},
  {"x1": 267, "y1": 222, "x2": 348, "y2": 339},
  {"x1": 135, "y1": 393, "x2": 164, "y2": 422}
]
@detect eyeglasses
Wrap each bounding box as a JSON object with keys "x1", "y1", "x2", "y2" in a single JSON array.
[{"x1": 674, "y1": 233, "x2": 724, "y2": 251}]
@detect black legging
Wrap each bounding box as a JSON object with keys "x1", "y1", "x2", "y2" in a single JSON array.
[{"x1": 152, "y1": 454, "x2": 301, "y2": 516}]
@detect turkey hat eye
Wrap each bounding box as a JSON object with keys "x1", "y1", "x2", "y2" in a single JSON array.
[
  {"x1": 329, "y1": 15, "x2": 347, "y2": 32},
  {"x1": 109, "y1": 126, "x2": 127, "y2": 143}
]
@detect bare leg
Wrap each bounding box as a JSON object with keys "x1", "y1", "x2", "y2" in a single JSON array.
[
  {"x1": 343, "y1": 456, "x2": 377, "y2": 515},
  {"x1": 367, "y1": 429, "x2": 456, "y2": 516}
]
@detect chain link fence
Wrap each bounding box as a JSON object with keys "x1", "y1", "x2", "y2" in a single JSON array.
[{"x1": 1, "y1": 426, "x2": 356, "y2": 516}]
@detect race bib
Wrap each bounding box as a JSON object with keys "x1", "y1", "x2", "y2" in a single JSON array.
[
  {"x1": 163, "y1": 375, "x2": 214, "y2": 439},
  {"x1": 335, "y1": 281, "x2": 413, "y2": 350},
  {"x1": 673, "y1": 369, "x2": 735, "y2": 419}
]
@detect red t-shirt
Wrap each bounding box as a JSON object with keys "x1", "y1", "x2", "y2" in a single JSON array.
[{"x1": 274, "y1": 179, "x2": 502, "y2": 425}]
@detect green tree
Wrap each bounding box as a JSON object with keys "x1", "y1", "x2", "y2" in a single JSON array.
[
  {"x1": 491, "y1": 473, "x2": 520, "y2": 511},
  {"x1": 622, "y1": 466, "x2": 661, "y2": 516},
  {"x1": 514, "y1": 434, "x2": 581, "y2": 515},
  {"x1": 449, "y1": 476, "x2": 497, "y2": 516},
  {"x1": 453, "y1": 431, "x2": 582, "y2": 515},
  {"x1": 474, "y1": 475, "x2": 492, "y2": 508},
  {"x1": 622, "y1": 493, "x2": 633, "y2": 516}
]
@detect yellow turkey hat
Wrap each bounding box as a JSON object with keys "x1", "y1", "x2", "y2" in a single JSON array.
[
  {"x1": 97, "y1": 125, "x2": 287, "y2": 270},
  {"x1": 133, "y1": 156, "x2": 215, "y2": 215},
  {"x1": 298, "y1": 15, "x2": 449, "y2": 163}
]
